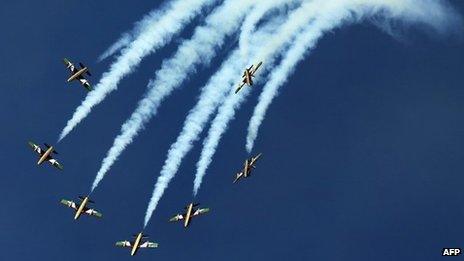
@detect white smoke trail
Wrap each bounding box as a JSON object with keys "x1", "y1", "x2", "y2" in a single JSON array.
[
  {"x1": 98, "y1": 7, "x2": 166, "y2": 62},
  {"x1": 245, "y1": 0, "x2": 462, "y2": 152},
  {"x1": 142, "y1": 52, "x2": 242, "y2": 227},
  {"x1": 59, "y1": 0, "x2": 218, "y2": 141},
  {"x1": 239, "y1": 0, "x2": 301, "y2": 60},
  {"x1": 192, "y1": 0, "x2": 326, "y2": 194},
  {"x1": 142, "y1": 16, "x2": 285, "y2": 227},
  {"x1": 195, "y1": 0, "x2": 461, "y2": 192},
  {"x1": 91, "y1": 0, "x2": 258, "y2": 193},
  {"x1": 98, "y1": 33, "x2": 132, "y2": 62}
]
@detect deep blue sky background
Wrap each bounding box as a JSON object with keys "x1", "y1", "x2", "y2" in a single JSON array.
[{"x1": 1, "y1": 1, "x2": 463, "y2": 260}]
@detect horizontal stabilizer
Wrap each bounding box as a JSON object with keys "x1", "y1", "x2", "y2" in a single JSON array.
[
  {"x1": 184, "y1": 203, "x2": 199, "y2": 209},
  {"x1": 132, "y1": 234, "x2": 148, "y2": 238},
  {"x1": 78, "y1": 196, "x2": 94, "y2": 203}
]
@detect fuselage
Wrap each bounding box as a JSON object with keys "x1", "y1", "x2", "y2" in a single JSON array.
[
  {"x1": 67, "y1": 67, "x2": 88, "y2": 82},
  {"x1": 243, "y1": 159, "x2": 250, "y2": 177},
  {"x1": 37, "y1": 146, "x2": 54, "y2": 165},
  {"x1": 131, "y1": 233, "x2": 143, "y2": 256},
  {"x1": 184, "y1": 203, "x2": 194, "y2": 227},
  {"x1": 245, "y1": 69, "x2": 252, "y2": 85},
  {"x1": 74, "y1": 197, "x2": 89, "y2": 220}
]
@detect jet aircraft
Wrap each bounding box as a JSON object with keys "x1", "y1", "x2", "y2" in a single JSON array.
[
  {"x1": 115, "y1": 232, "x2": 158, "y2": 256},
  {"x1": 28, "y1": 141, "x2": 63, "y2": 170},
  {"x1": 169, "y1": 203, "x2": 210, "y2": 228},
  {"x1": 60, "y1": 196, "x2": 103, "y2": 220},
  {"x1": 235, "y1": 61, "x2": 263, "y2": 93},
  {"x1": 63, "y1": 58, "x2": 92, "y2": 91},
  {"x1": 233, "y1": 153, "x2": 262, "y2": 183}
]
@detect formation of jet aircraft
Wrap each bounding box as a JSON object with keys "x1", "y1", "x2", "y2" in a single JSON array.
[
  {"x1": 63, "y1": 58, "x2": 92, "y2": 91},
  {"x1": 169, "y1": 203, "x2": 210, "y2": 228},
  {"x1": 28, "y1": 141, "x2": 63, "y2": 170},
  {"x1": 29, "y1": 55, "x2": 267, "y2": 257},
  {"x1": 60, "y1": 196, "x2": 103, "y2": 220},
  {"x1": 235, "y1": 61, "x2": 263, "y2": 93},
  {"x1": 116, "y1": 232, "x2": 158, "y2": 256},
  {"x1": 234, "y1": 153, "x2": 262, "y2": 183}
]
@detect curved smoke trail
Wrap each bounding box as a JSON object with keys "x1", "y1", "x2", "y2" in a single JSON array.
[
  {"x1": 91, "y1": 0, "x2": 258, "y2": 193},
  {"x1": 239, "y1": 0, "x2": 302, "y2": 60},
  {"x1": 193, "y1": 0, "x2": 327, "y2": 194},
  {"x1": 98, "y1": 6, "x2": 167, "y2": 62},
  {"x1": 59, "y1": 0, "x2": 218, "y2": 141},
  {"x1": 142, "y1": 15, "x2": 285, "y2": 228},
  {"x1": 142, "y1": 51, "x2": 242, "y2": 227},
  {"x1": 195, "y1": 0, "x2": 461, "y2": 193},
  {"x1": 245, "y1": 0, "x2": 462, "y2": 152},
  {"x1": 98, "y1": 33, "x2": 133, "y2": 62}
]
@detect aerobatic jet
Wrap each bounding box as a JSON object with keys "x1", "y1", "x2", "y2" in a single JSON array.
[
  {"x1": 233, "y1": 153, "x2": 262, "y2": 183},
  {"x1": 115, "y1": 232, "x2": 158, "y2": 256},
  {"x1": 28, "y1": 141, "x2": 63, "y2": 170},
  {"x1": 235, "y1": 61, "x2": 263, "y2": 93},
  {"x1": 169, "y1": 203, "x2": 210, "y2": 228},
  {"x1": 63, "y1": 58, "x2": 92, "y2": 91},
  {"x1": 60, "y1": 196, "x2": 103, "y2": 220}
]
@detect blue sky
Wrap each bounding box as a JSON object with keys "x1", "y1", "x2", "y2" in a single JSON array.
[{"x1": 1, "y1": 0, "x2": 463, "y2": 260}]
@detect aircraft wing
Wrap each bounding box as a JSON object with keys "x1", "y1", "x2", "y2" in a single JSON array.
[
  {"x1": 63, "y1": 58, "x2": 76, "y2": 73},
  {"x1": 115, "y1": 241, "x2": 132, "y2": 248},
  {"x1": 235, "y1": 82, "x2": 246, "y2": 94},
  {"x1": 250, "y1": 61, "x2": 263, "y2": 75},
  {"x1": 78, "y1": 77, "x2": 92, "y2": 91},
  {"x1": 28, "y1": 141, "x2": 42, "y2": 155},
  {"x1": 140, "y1": 241, "x2": 158, "y2": 248},
  {"x1": 169, "y1": 214, "x2": 184, "y2": 222},
  {"x1": 60, "y1": 199, "x2": 77, "y2": 210},
  {"x1": 192, "y1": 208, "x2": 210, "y2": 217},
  {"x1": 250, "y1": 153, "x2": 262, "y2": 165},
  {"x1": 233, "y1": 172, "x2": 243, "y2": 183},
  {"x1": 48, "y1": 158, "x2": 63, "y2": 170},
  {"x1": 84, "y1": 208, "x2": 103, "y2": 218}
]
